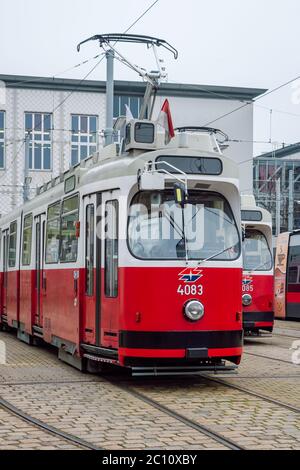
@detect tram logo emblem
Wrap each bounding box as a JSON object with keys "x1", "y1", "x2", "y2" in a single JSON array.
[
  {"x1": 178, "y1": 268, "x2": 203, "y2": 283},
  {"x1": 242, "y1": 276, "x2": 253, "y2": 286}
]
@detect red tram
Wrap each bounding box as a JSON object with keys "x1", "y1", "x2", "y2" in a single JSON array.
[
  {"x1": 241, "y1": 196, "x2": 274, "y2": 333},
  {"x1": 274, "y1": 230, "x2": 300, "y2": 320},
  {"x1": 0, "y1": 122, "x2": 243, "y2": 375}
]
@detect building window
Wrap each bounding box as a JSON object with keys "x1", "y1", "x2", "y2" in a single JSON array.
[
  {"x1": 0, "y1": 111, "x2": 5, "y2": 169},
  {"x1": 71, "y1": 115, "x2": 97, "y2": 166},
  {"x1": 25, "y1": 112, "x2": 52, "y2": 170},
  {"x1": 113, "y1": 95, "x2": 142, "y2": 119},
  {"x1": 113, "y1": 95, "x2": 143, "y2": 143}
]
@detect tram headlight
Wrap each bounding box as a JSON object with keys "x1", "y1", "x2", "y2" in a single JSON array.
[
  {"x1": 242, "y1": 293, "x2": 252, "y2": 306},
  {"x1": 184, "y1": 300, "x2": 204, "y2": 322}
]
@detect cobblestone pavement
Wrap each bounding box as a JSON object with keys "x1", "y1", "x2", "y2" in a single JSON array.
[
  {"x1": 129, "y1": 378, "x2": 300, "y2": 450},
  {"x1": 244, "y1": 334, "x2": 298, "y2": 363},
  {"x1": 0, "y1": 322, "x2": 299, "y2": 450},
  {"x1": 274, "y1": 320, "x2": 300, "y2": 338},
  {"x1": 0, "y1": 332, "x2": 225, "y2": 450},
  {"x1": 274, "y1": 320, "x2": 300, "y2": 331},
  {"x1": 0, "y1": 407, "x2": 80, "y2": 450}
]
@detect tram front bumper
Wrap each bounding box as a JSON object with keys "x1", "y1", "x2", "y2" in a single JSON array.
[
  {"x1": 243, "y1": 311, "x2": 274, "y2": 331},
  {"x1": 118, "y1": 329, "x2": 243, "y2": 366}
]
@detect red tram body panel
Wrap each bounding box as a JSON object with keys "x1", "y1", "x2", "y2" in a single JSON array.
[
  {"x1": 275, "y1": 231, "x2": 300, "y2": 320},
  {"x1": 0, "y1": 123, "x2": 244, "y2": 375},
  {"x1": 241, "y1": 196, "x2": 274, "y2": 333}
]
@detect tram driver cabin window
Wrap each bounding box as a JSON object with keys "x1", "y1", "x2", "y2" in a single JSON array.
[{"x1": 105, "y1": 200, "x2": 119, "y2": 297}]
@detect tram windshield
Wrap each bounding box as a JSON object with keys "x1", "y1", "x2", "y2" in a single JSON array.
[
  {"x1": 243, "y1": 229, "x2": 273, "y2": 271},
  {"x1": 128, "y1": 190, "x2": 240, "y2": 260}
]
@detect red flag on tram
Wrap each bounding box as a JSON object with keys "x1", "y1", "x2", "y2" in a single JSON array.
[{"x1": 157, "y1": 99, "x2": 175, "y2": 144}]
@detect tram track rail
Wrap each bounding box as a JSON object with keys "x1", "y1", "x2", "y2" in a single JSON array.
[
  {"x1": 0, "y1": 375, "x2": 244, "y2": 451},
  {"x1": 199, "y1": 374, "x2": 300, "y2": 414},
  {"x1": 0, "y1": 395, "x2": 103, "y2": 450},
  {"x1": 273, "y1": 331, "x2": 300, "y2": 339},
  {"x1": 105, "y1": 378, "x2": 244, "y2": 450},
  {"x1": 0, "y1": 326, "x2": 299, "y2": 451},
  {"x1": 0, "y1": 369, "x2": 298, "y2": 451},
  {"x1": 244, "y1": 350, "x2": 295, "y2": 365},
  {"x1": 0, "y1": 379, "x2": 103, "y2": 386}
]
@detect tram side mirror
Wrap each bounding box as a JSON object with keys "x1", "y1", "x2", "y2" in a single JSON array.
[
  {"x1": 242, "y1": 225, "x2": 246, "y2": 242},
  {"x1": 174, "y1": 183, "x2": 187, "y2": 207}
]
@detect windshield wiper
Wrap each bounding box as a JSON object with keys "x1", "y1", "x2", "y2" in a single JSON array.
[
  {"x1": 164, "y1": 210, "x2": 185, "y2": 239},
  {"x1": 165, "y1": 207, "x2": 188, "y2": 262},
  {"x1": 248, "y1": 261, "x2": 272, "y2": 272},
  {"x1": 198, "y1": 243, "x2": 238, "y2": 265}
]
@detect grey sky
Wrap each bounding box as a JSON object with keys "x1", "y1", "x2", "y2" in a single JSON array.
[{"x1": 1, "y1": 0, "x2": 300, "y2": 155}]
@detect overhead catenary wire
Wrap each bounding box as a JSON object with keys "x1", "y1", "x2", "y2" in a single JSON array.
[{"x1": 201, "y1": 69, "x2": 300, "y2": 127}]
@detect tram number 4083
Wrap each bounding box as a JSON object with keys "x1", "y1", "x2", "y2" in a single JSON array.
[{"x1": 177, "y1": 285, "x2": 203, "y2": 296}]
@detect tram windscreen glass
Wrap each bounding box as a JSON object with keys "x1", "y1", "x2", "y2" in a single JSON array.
[
  {"x1": 243, "y1": 229, "x2": 273, "y2": 271},
  {"x1": 241, "y1": 210, "x2": 262, "y2": 222},
  {"x1": 128, "y1": 190, "x2": 240, "y2": 260},
  {"x1": 156, "y1": 156, "x2": 222, "y2": 175}
]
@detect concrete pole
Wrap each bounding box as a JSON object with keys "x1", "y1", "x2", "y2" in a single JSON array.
[
  {"x1": 276, "y1": 178, "x2": 281, "y2": 236},
  {"x1": 104, "y1": 49, "x2": 114, "y2": 147},
  {"x1": 288, "y1": 169, "x2": 294, "y2": 232},
  {"x1": 23, "y1": 131, "x2": 30, "y2": 203}
]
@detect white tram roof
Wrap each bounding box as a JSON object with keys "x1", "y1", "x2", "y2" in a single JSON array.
[
  {"x1": 241, "y1": 194, "x2": 272, "y2": 225},
  {"x1": 0, "y1": 125, "x2": 240, "y2": 227}
]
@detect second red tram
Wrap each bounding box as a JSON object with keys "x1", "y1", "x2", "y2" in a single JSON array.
[
  {"x1": 241, "y1": 196, "x2": 274, "y2": 333},
  {"x1": 274, "y1": 230, "x2": 300, "y2": 320},
  {"x1": 0, "y1": 122, "x2": 244, "y2": 375}
]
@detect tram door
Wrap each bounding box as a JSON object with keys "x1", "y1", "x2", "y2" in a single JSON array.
[
  {"x1": 83, "y1": 194, "x2": 97, "y2": 344},
  {"x1": 34, "y1": 214, "x2": 46, "y2": 327},
  {"x1": 1, "y1": 230, "x2": 9, "y2": 322},
  {"x1": 82, "y1": 191, "x2": 120, "y2": 348},
  {"x1": 100, "y1": 191, "x2": 120, "y2": 349}
]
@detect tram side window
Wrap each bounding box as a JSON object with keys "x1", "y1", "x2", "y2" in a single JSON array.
[
  {"x1": 46, "y1": 201, "x2": 61, "y2": 264},
  {"x1": 288, "y1": 266, "x2": 298, "y2": 284},
  {"x1": 8, "y1": 221, "x2": 17, "y2": 267},
  {"x1": 105, "y1": 200, "x2": 119, "y2": 298},
  {"x1": 287, "y1": 247, "x2": 300, "y2": 284},
  {"x1": 22, "y1": 213, "x2": 33, "y2": 265},
  {"x1": 60, "y1": 195, "x2": 79, "y2": 263},
  {"x1": 85, "y1": 204, "x2": 95, "y2": 296}
]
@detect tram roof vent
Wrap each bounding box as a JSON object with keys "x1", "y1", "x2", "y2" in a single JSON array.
[{"x1": 98, "y1": 143, "x2": 118, "y2": 160}]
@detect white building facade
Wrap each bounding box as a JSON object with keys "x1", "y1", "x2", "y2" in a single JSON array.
[{"x1": 0, "y1": 74, "x2": 266, "y2": 214}]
